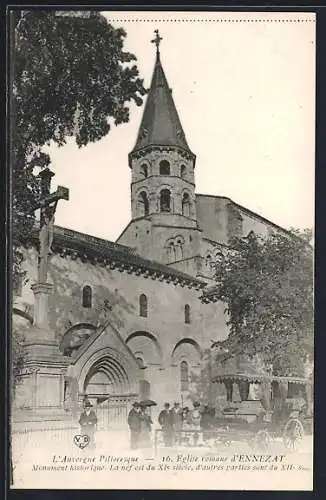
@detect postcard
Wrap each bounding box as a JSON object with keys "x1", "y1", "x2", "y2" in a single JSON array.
[{"x1": 9, "y1": 9, "x2": 315, "y2": 490}]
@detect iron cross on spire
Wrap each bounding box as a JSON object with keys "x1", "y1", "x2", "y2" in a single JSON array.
[
  {"x1": 151, "y1": 29, "x2": 163, "y2": 54},
  {"x1": 33, "y1": 167, "x2": 69, "y2": 283}
]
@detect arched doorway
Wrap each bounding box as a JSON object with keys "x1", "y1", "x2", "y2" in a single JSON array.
[{"x1": 80, "y1": 351, "x2": 138, "y2": 430}]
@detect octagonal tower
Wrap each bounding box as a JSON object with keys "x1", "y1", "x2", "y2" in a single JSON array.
[{"x1": 117, "y1": 31, "x2": 202, "y2": 276}]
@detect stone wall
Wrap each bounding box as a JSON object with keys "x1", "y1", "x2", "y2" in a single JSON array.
[
  {"x1": 196, "y1": 194, "x2": 288, "y2": 246},
  {"x1": 14, "y1": 245, "x2": 230, "y2": 409},
  {"x1": 117, "y1": 217, "x2": 199, "y2": 266},
  {"x1": 227, "y1": 203, "x2": 243, "y2": 242},
  {"x1": 196, "y1": 195, "x2": 229, "y2": 245}
]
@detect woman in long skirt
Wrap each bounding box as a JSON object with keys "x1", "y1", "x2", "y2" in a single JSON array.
[{"x1": 138, "y1": 407, "x2": 153, "y2": 449}]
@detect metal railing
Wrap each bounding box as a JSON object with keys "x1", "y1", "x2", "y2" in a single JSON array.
[{"x1": 96, "y1": 395, "x2": 135, "y2": 430}]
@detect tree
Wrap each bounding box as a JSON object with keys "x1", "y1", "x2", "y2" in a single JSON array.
[
  {"x1": 11, "y1": 10, "x2": 147, "y2": 286},
  {"x1": 10, "y1": 9, "x2": 147, "y2": 404},
  {"x1": 209, "y1": 230, "x2": 313, "y2": 377}
]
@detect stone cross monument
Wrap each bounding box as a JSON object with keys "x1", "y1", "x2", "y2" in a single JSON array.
[
  {"x1": 30, "y1": 167, "x2": 69, "y2": 333},
  {"x1": 14, "y1": 168, "x2": 70, "y2": 414}
]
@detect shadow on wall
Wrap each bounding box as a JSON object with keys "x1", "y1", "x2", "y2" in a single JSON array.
[
  {"x1": 171, "y1": 338, "x2": 202, "y2": 365},
  {"x1": 59, "y1": 323, "x2": 97, "y2": 357},
  {"x1": 48, "y1": 260, "x2": 136, "y2": 342},
  {"x1": 125, "y1": 331, "x2": 163, "y2": 366}
]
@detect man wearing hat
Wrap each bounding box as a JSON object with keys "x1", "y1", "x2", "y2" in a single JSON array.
[
  {"x1": 158, "y1": 403, "x2": 173, "y2": 447},
  {"x1": 127, "y1": 402, "x2": 142, "y2": 449},
  {"x1": 79, "y1": 400, "x2": 97, "y2": 449}
]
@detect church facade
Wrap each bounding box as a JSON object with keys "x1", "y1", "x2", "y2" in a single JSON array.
[{"x1": 12, "y1": 39, "x2": 291, "y2": 426}]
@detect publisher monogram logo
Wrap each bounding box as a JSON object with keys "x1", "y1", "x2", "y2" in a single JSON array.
[{"x1": 73, "y1": 434, "x2": 90, "y2": 449}]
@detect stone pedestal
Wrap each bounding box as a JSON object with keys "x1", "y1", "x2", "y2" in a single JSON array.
[
  {"x1": 30, "y1": 282, "x2": 54, "y2": 334},
  {"x1": 13, "y1": 361, "x2": 69, "y2": 415},
  {"x1": 13, "y1": 281, "x2": 70, "y2": 418},
  {"x1": 15, "y1": 335, "x2": 70, "y2": 416}
]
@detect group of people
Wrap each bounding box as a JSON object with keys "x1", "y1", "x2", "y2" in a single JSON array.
[
  {"x1": 127, "y1": 400, "x2": 217, "y2": 450},
  {"x1": 78, "y1": 399, "x2": 153, "y2": 451},
  {"x1": 157, "y1": 402, "x2": 216, "y2": 446},
  {"x1": 78, "y1": 398, "x2": 218, "y2": 451}
]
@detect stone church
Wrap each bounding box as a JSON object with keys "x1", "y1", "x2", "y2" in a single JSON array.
[{"x1": 12, "y1": 38, "x2": 290, "y2": 427}]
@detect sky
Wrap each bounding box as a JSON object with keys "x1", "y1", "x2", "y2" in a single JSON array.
[{"x1": 44, "y1": 11, "x2": 315, "y2": 242}]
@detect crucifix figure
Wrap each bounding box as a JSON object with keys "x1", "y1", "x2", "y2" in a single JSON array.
[
  {"x1": 151, "y1": 29, "x2": 163, "y2": 54},
  {"x1": 34, "y1": 168, "x2": 69, "y2": 283}
]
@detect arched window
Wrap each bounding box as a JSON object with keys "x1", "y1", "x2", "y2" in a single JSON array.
[
  {"x1": 160, "y1": 189, "x2": 171, "y2": 212},
  {"x1": 139, "y1": 294, "x2": 148, "y2": 318},
  {"x1": 180, "y1": 165, "x2": 186, "y2": 178},
  {"x1": 214, "y1": 252, "x2": 223, "y2": 267},
  {"x1": 166, "y1": 241, "x2": 175, "y2": 262},
  {"x1": 136, "y1": 356, "x2": 145, "y2": 369},
  {"x1": 182, "y1": 192, "x2": 191, "y2": 217},
  {"x1": 184, "y1": 304, "x2": 191, "y2": 324},
  {"x1": 82, "y1": 285, "x2": 92, "y2": 308},
  {"x1": 140, "y1": 163, "x2": 148, "y2": 178},
  {"x1": 137, "y1": 191, "x2": 149, "y2": 216},
  {"x1": 206, "y1": 254, "x2": 212, "y2": 269},
  {"x1": 180, "y1": 360, "x2": 189, "y2": 391},
  {"x1": 159, "y1": 160, "x2": 170, "y2": 175},
  {"x1": 175, "y1": 238, "x2": 184, "y2": 261}
]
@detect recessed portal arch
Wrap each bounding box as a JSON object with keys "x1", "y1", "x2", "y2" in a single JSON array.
[
  {"x1": 125, "y1": 331, "x2": 163, "y2": 366},
  {"x1": 78, "y1": 346, "x2": 138, "y2": 396},
  {"x1": 83, "y1": 355, "x2": 130, "y2": 395},
  {"x1": 171, "y1": 338, "x2": 202, "y2": 366}
]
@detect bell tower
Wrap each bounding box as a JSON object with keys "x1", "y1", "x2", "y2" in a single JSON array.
[{"x1": 117, "y1": 31, "x2": 201, "y2": 275}]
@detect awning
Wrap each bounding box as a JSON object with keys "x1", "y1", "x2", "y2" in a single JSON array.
[{"x1": 212, "y1": 373, "x2": 312, "y2": 385}]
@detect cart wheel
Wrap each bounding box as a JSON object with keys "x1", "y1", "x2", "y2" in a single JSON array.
[
  {"x1": 283, "y1": 418, "x2": 304, "y2": 450},
  {"x1": 253, "y1": 430, "x2": 271, "y2": 451}
]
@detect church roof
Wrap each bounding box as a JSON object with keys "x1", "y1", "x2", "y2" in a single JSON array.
[
  {"x1": 130, "y1": 42, "x2": 194, "y2": 158},
  {"x1": 26, "y1": 225, "x2": 206, "y2": 290}
]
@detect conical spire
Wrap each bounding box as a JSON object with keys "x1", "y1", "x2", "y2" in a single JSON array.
[{"x1": 131, "y1": 30, "x2": 193, "y2": 155}]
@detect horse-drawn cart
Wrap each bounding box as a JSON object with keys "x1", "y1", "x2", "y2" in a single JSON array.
[{"x1": 211, "y1": 372, "x2": 313, "y2": 451}]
